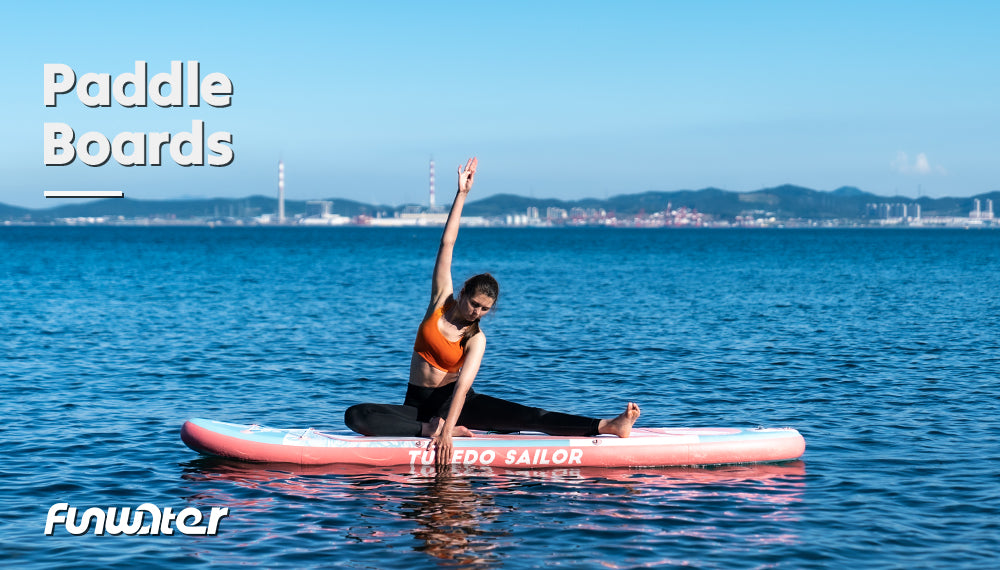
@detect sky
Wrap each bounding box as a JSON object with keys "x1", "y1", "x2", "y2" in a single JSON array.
[{"x1": 1, "y1": 0, "x2": 997, "y2": 209}]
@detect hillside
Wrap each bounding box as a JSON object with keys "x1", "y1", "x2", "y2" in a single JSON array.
[{"x1": 2, "y1": 186, "x2": 998, "y2": 222}]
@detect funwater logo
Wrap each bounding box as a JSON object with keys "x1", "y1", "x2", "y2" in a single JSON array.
[{"x1": 45, "y1": 503, "x2": 229, "y2": 536}]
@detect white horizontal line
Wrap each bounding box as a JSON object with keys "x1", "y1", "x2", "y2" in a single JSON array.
[{"x1": 44, "y1": 191, "x2": 125, "y2": 198}]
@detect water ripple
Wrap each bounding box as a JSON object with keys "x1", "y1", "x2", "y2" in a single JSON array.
[{"x1": 2, "y1": 227, "x2": 999, "y2": 568}]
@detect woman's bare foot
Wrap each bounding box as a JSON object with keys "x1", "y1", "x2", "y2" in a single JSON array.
[
  {"x1": 421, "y1": 417, "x2": 474, "y2": 438},
  {"x1": 597, "y1": 402, "x2": 641, "y2": 438}
]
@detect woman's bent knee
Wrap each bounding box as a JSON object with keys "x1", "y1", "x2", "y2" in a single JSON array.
[{"x1": 344, "y1": 404, "x2": 375, "y2": 435}]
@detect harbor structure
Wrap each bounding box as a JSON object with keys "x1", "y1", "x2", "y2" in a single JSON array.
[{"x1": 301, "y1": 200, "x2": 350, "y2": 225}]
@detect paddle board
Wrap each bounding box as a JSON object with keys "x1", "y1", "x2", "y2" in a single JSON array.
[{"x1": 181, "y1": 418, "x2": 805, "y2": 468}]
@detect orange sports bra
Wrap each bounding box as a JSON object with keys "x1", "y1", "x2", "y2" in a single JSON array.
[{"x1": 413, "y1": 298, "x2": 467, "y2": 373}]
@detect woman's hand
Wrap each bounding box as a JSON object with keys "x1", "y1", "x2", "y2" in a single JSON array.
[
  {"x1": 457, "y1": 157, "x2": 478, "y2": 194},
  {"x1": 432, "y1": 431, "x2": 454, "y2": 470}
]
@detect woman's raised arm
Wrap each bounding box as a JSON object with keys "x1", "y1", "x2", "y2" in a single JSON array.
[{"x1": 429, "y1": 157, "x2": 478, "y2": 309}]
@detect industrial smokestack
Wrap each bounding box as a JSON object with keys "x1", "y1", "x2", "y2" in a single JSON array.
[
  {"x1": 429, "y1": 158, "x2": 435, "y2": 209},
  {"x1": 278, "y1": 160, "x2": 285, "y2": 224}
]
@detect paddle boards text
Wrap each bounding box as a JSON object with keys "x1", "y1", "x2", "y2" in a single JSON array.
[{"x1": 42, "y1": 61, "x2": 235, "y2": 167}]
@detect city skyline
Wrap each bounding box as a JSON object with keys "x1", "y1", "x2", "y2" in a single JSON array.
[
  {"x1": 2, "y1": 1, "x2": 998, "y2": 209},
  {"x1": 6, "y1": 176, "x2": 998, "y2": 227}
]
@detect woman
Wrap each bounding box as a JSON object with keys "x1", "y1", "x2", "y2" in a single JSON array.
[{"x1": 344, "y1": 157, "x2": 640, "y2": 467}]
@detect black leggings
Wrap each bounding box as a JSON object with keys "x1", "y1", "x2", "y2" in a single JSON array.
[{"x1": 344, "y1": 383, "x2": 601, "y2": 437}]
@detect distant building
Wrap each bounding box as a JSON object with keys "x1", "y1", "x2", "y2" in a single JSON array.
[
  {"x1": 868, "y1": 202, "x2": 922, "y2": 224},
  {"x1": 547, "y1": 207, "x2": 568, "y2": 221},
  {"x1": 301, "y1": 200, "x2": 350, "y2": 226},
  {"x1": 306, "y1": 201, "x2": 332, "y2": 218},
  {"x1": 970, "y1": 198, "x2": 995, "y2": 220}
]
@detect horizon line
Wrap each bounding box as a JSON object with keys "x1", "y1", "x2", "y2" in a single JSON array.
[{"x1": 5, "y1": 185, "x2": 1000, "y2": 211}]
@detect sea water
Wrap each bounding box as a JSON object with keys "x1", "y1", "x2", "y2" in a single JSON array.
[{"x1": 1, "y1": 226, "x2": 998, "y2": 568}]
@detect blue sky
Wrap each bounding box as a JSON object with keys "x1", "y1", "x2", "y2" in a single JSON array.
[{"x1": 2, "y1": 1, "x2": 997, "y2": 208}]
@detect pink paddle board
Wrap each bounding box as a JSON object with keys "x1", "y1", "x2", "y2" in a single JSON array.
[{"x1": 181, "y1": 418, "x2": 805, "y2": 468}]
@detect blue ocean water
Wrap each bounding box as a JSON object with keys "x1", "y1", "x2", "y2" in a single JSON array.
[{"x1": 1, "y1": 226, "x2": 998, "y2": 568}]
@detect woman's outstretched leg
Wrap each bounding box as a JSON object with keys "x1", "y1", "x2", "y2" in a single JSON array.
[
  {"x1": 348, "y1": 397, "x2": 640, "y2": 438},
  {"x1": 456, "y1": 394, "x2": 640, "y2": 437}
]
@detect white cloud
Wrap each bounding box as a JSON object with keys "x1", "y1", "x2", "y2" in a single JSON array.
[{"x1": 891, "y1": 151, "x2": 946, "y2": 176}]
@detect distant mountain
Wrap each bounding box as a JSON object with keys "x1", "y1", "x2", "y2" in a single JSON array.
[
  {"x1": 0, "y1": 203, "x2": 32, "y2": 219},
  {"x1": 830, "y1": 186, "x2": 874, "y2": 197},
  {"x1": 2, "y1": 187, "x2": 999, "y2": 222},
  {"x1": 462, "y1": 193, "x2": 597, "y2": 217},
  {"x1": 468, "y1": 186, "x2": 1000, "y2": 220}
]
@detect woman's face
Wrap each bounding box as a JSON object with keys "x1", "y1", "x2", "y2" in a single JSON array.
[{"x1": 459, "y1": 292, "x2": 495, "y2": 321}]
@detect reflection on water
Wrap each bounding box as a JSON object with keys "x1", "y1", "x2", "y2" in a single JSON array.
[
  {"x1": 181, "y1": 459, "x2": 806, "y2": 566},
  {"x1": 399, "y1": 472, "x2": 508, "y2": 565}
]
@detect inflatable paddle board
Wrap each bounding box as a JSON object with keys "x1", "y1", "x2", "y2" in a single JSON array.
[{"x1": 181, "y1": 418, "x2": 805, "y2": 468}]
